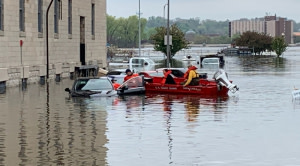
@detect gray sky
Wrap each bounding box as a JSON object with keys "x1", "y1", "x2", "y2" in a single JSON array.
[{"x1": 107, "y1": 0, "x2": 300, "y2": 22}]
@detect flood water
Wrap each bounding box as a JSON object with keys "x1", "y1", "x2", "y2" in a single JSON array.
[{"x1": 1, "y1": 47, "x2": 300, "y2": 166}]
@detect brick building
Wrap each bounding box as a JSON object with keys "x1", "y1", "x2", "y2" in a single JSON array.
[
  {"x1": 0, "y1": 0, "x2": 107, "y2": 87},
  {"x1": 229, "y1": 16, "x2": 293, "y2": 44}
]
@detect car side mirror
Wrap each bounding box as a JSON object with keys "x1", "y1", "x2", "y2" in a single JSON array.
[{"x1": 65, "y1": 88, "x2": 71, "y2": 93}]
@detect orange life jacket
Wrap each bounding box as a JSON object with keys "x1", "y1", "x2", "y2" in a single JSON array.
[
  {"x1": 161, "y1": 70, "x2": 172, "y2": 85},
  {"x1": 184, "y1": 66, "x2": 198, "y2": 79},
  {"x1": 113, "y1": 83, "x2": 120, "y2": 90},
  {"x1": 124, "y1": 73, "x2": 139, "y2": 82}
]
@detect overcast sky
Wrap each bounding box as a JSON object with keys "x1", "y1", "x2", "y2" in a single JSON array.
[{"x1": 107, "y1": 0, "x2": 300, "y2": 22}]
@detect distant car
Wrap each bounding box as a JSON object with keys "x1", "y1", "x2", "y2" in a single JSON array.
[
  {"x1": 129, "y1": 57, "x2": 156, "y2": 66},
  {"x1": 106, "y1": 69, "x2": 128, "y2": 75},
  {"x1": 201, "y1": 57, "x2": 220, "y2": 65},
  {"x1": 65, "y1": 77, "x2": 117, "y2": 97},
  {"x1": 200, "y1": 54, "x2": 225, "y2": 68}
]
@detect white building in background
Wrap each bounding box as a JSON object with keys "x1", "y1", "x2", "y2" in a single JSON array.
[{"x1": 0, "y1": 0, "x2": 107, "y2": 87}]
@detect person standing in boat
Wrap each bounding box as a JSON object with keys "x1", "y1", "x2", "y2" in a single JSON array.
[
  {"x1": 161, "y1": 69, "x2": 176, "y2": 85},
  {"x1": 182, "y1": 65, "x2": 200, "y2": 86},
  {"x1": 124, "y1": 69, "x2": 139, "y2": 82}
]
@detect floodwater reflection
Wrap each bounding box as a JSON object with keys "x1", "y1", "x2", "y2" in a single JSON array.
[
  {"x1": 0, "y1": 80, "x2": 108, "y2": 166},
  {"x1": 106, "y1": 94, "x2": 232, "y2": 165},
  {"x1": 145, "y1": 94, "x2": 229, "y2": 122}
]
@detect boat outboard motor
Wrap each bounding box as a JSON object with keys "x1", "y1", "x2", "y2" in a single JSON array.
[{"x1": 213, "y1": 69, "x2": 239, "y2": 93}]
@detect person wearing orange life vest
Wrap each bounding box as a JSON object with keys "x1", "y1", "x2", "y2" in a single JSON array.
[
  {"x1": 161, "y1": 69, "x2": 176, "y2": 85},
  {"x1": 182, "y1": 65, "x2": 199, "y2": 86},
  {"x1": 123, "y1": 69, "x2": 139, "y2": 82},
  {"x1": 111, "y1": 78, "x2": 120, "y2": 90}
]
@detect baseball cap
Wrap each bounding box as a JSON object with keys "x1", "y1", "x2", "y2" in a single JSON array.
[{"x1": 125, "y1": 69, "x2": 131, "y2": 73}]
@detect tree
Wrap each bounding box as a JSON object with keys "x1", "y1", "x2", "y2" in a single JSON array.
[
  {"x1": 235, "y1": 31, "x2": 273, "y2": 55},
  {"x1": 106, "y1": 15, "x2": 147, "y2": 48},
  {"x1": 272, "y1": 37, "x2": 287, "y2": 57},
  {"x1": 150, "y1": 24, "x2": 189, "y2": 57}
]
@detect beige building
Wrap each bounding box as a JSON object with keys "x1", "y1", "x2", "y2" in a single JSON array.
[
  {"x1": 229, "y1": 18, "x2": 265, "y2": 37},
  {"x1": 0, "y1": 0, "x2": 107, "y2": 87},
  {"x1": 229, "y1": 16, "x2": 293, "y2": 44}
]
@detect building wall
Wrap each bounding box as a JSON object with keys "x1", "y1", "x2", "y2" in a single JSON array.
[
  {"x1": 230, "y1": 16, "x2": 294, "y2": 44},
  {"x1": 266, "y1": 21, "x2": 276, "y2": 36},
  {"x1": 0, "y1": 0, "x2": 107, "y2": 86},
  {"x1": 285, "y1": 21, "x2": 293, "y2": 44},
  {"x1": 230, "y1": 20, "x2": 265, "y2": 36}
]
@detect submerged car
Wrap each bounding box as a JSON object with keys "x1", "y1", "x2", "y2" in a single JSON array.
[
  {"x1": 106, "y1": 75, "x2": 145, "y2": 95},
  {"x1": 116, "y1": 76, "x2": 145, "y2": 95},
  {"x1": 65, "y1": 77, "x2": 117, "y2": 97}
]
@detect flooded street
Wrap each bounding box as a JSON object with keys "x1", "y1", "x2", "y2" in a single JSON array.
[{"x1": 1, "y1": 47, "x2": 300, "y2": 165}]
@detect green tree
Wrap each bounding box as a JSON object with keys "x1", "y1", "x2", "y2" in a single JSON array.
[
  {"x1": 272, "y1": 37, "x2": 288, "y2": 57},
  {"x1": 107, "y1": 15, "x2": 147, "y2": 48},
  {"x1": 235, "y1": 31, "x2": 273, "y2": 55},
  {"x1": 150, "y1": 24, "x2": 189, "y2": 57}
]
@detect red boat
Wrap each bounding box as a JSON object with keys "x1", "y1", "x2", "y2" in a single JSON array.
[{"x1": 145, "y1": 69, "x2": 238, "y2": 96}]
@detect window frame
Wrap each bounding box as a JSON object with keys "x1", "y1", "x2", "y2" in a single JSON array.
[
  {"x1": 54, "y1": 0, "x2": 59, "y2": 34},
  {"x1": 0, "y1": 0, "x2": 3, "y2": 31},
  {"x1": 91, "y1": 3, "x2": 95, "y2": 36},
  {"x1": 68, "y1": 0, "x2": 72, "y2": 35},
  {"x1": 19, "y1": 0, "x2": 25, "y2": 32},
  {"x1": 38, "y1": 0, "x2": 43, "y2": 33}
]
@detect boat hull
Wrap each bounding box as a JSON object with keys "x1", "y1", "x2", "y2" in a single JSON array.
[{"x1": 145, "y1": 78, "x2": 229, "y2": 96}]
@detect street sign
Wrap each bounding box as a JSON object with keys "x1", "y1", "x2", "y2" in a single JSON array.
[{"x1": 164, "y1": 35, "x2": 172, "y2": 45}]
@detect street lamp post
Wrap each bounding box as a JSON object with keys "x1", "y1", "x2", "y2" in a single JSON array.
[
  {"x1": 166, "y1": 0, "x2": 170, "y2": 68},
  {"x1": 46, "y1": 0, "x2": 54, "y2": 79},
  {"x1": 138, "y1": 0, "x2": 141, "y2": 57},
  {"x1": 163, "y1": 4, "x2": 168, "y2": 25}
]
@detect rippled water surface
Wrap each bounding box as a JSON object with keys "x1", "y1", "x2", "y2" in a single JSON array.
[{"x1": 1, "y1": 47, "x2": 300, "y2": 166}]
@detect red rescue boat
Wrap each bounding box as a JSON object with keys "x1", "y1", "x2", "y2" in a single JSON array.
[{"x1": 145, "y1": 69, "x2": 238, "y2": 96}]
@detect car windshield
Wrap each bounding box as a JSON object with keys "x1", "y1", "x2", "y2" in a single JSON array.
[
  {"x1": 118, "y1": 76, "x2": 144, "y2": 89},
  {"x1": 108, "y1": 76, "x2": 124, "y2": 84},
  {"x1": 74, "y1": 78, "x2": 112, "y2": 91},
  {"x1": 202, "y1": 58, "x2": 219, "y2": 64}
]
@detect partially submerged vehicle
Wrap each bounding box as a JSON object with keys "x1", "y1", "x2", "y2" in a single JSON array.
[
  {"x1": 145, "y1": 69, "x2": 238, "y2": 96},
  {"x1": 129, "y1": 57, "x2": 155, "y2": 66},
  {"x1": 200, "y1": 54, "x2": 225, "y2": 68},
  {"x1": 106, "y1": 75, "x2": 145, "y2": 95},
  {"x1": 65, "y1": 77, "x2": 117, "y2": 97},
  {"x1": 116, "y1": 76, "x2": 145, "y2": 95}
]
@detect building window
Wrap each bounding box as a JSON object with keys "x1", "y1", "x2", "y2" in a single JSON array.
[
  {"x1": 54, "y1": 0, "x2": 60, "y2": 34},
  {"x1": 68, "y1": 0, "x2": 72, "y2": 34},
  {"x1": 38, "y1": 0, "x2": 43, "y2": 33},
  {"x1": 0, "y1": 0, "x2": 3, "y2": 31},
  {"x1": 19, "y1": 0, "x2": 25, "y2": 32},
  {"x1": 91, "y1": 3, "x2": 95, "y2": 36}
]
